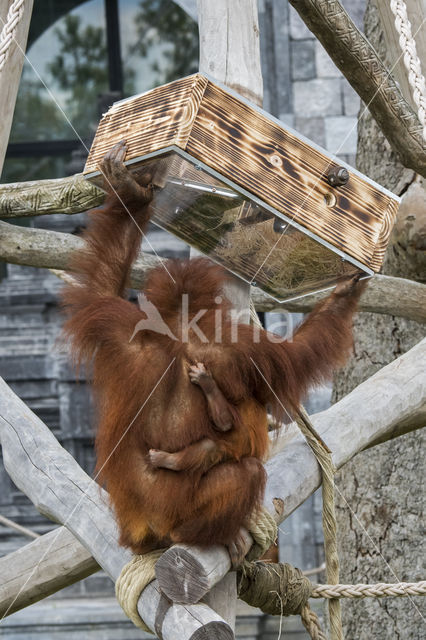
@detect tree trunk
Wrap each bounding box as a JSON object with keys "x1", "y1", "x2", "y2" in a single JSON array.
[{"x1": 333, "y1": 2, "x2": 426, "y2": 638}]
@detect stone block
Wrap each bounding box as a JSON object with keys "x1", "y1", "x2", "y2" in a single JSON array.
[
  {"x1": 315, "y1": 41, "x2": 342, "y2": 78},
  {"x1": 294, "y1": 116, "x2": 326, "y2": 147},
  {"x1": 343, "y1": 80, "x2": 361, "y2": 116},
  {"x1": 58, "y1": 382, "x2": 94, "y2": 438},
  {"x1": 325, "y1": 116, "x2": 358, "y2": 154},
  {"x1": 293, "y1": 78, "x2": 343, "y2": 117},
  {"x1": 278, "y1": 112, "x2": 294, "y2": 128},
  {"x1": 291, "y1": 39, "x2": 315, "y2": 80},
  {"x1": 289, "y1": 5, "x2": 313, "y2": 39}
]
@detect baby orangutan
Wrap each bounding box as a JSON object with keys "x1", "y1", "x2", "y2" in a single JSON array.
[
  {"x1": 62, "y1": 141, "x2": 366, "y2": 567},
  {"x1": 149, "y1": 362, "x2": 237, "y2": 472}
]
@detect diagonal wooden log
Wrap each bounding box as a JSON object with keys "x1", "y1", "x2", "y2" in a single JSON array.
[
  {"x1": 0, "y1": 526, "x2": 99, "y2": 617},
  {"x1": 1, "y1": 219, "x2": 425, "y2": 323},
  {"x1": 288, "y1": 0, "x2": 426, "y2": 177},
  {"x1": 0, "y1": 378, "x2": 234, "y2": 639},
  {"x1": 0, "y1": 339, "x2": 424, "y2": 614},
  {"x1": 155, "y1": 338, "x2": 426, "y2": 603}
]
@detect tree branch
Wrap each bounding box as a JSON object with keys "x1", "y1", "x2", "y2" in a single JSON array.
[
  {"x1": 288, "y1": 0, "x2": 426, "y2": 177},
  {"x1": 1, "y1": 220, "x2": 425, "y2": 323},
  {"x1": 0, "y1": 174, "x2": 104, "y2": 217}
]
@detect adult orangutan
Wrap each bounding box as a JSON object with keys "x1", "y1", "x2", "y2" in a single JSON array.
[{"x1": 62, "y1": 140, "x2": 365, "y2": 565}]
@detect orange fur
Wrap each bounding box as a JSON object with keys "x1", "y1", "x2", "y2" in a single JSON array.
[{"x1": 61, "y1": 188, "x2": 364, "y2": 553}]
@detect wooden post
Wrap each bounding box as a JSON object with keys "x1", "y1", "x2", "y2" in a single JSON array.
[
  {"x1": 0, "y1": 0, "x2": 34, "y2": 176},
  {"x1": 0, "y1": 527, "x2": 99, "y2": 617},
  {"x1": 182, "y1": 0, "x2": 263, "y2": 628},
  {"x1": 375, "y1": 0, "x2": 426, "y2": 113}
]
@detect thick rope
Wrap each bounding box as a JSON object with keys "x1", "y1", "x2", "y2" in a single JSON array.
[
  {"x1": 390, "y1": 0, "x2": 426, "y2": 140},
  {"x1": 238, "y1": 559, "x2": 426, "y2": 640},
  {"x1": 313, "y1": 581, "x2": 426, "y2": 599},
  {"x1": 237, "y1": 561, "x2": 326, "y2": 639},
  {"x1": 295, "y1": 406, "x2": 342, "y2": 640},
  {"x1": 246, "y1": 505, "x2": 278, "y2": 560},
  {"x1": 0, "y1": 0, "x2": 25, "y2": 73},
  {"x1": 115, "y1": 549, "x2": 164, "y2": 632}
]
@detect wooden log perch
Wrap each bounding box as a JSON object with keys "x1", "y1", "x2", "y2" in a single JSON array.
[
  {"x1": 155, "y1": 338, "x2": 426, "y2": 603},
  {"x1": 1, "y1": 219, "x2": 425, "y2": 323},
  {"x1": 288, "y1": 0, "x2": 426, "y2": 177},
  {"x1": 0, "y1": 527, "x2": 99, "y2": 617},
  {"x1": 0, "y1": 378, "x2": 234, "y2": 639}
]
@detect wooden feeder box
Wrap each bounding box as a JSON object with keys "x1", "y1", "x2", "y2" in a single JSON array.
[{"x1": 84, "y1": 73, "x2": 399, "y2": 302}]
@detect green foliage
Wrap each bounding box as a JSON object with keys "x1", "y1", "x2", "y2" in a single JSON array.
[
  {"x1": 9, "y1": 70, "x2": 69, "y2": 143},
  {"x1": 133, "y1": 0, "x2": 199, "y2": 84},
  {"x1": 47, "y1": 14, "x2": 109, "y2": 135},
  {"x1": 48, "y1": 14, "x2": 108, "y2": 92}
]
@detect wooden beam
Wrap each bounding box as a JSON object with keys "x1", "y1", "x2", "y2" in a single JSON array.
[
  {"x1": 0, "y1": 0, "x2": 34, "y2": 176},
  {"x1": 154, "y1": 338, "x2": 426, "y2": 603},
  {"x1": 0, "y1": 379, "x2": 234, "y2": 638},
  {"x1": 0, "y1": 527, "x2": 99, "y2": 617},
  {"x1": 288, "y1": 0, "x2": 426, "y2": 177},
  {"x1": 375, "y1": 0, "x2": 426, "y2": 113},
  {"x1": 1, "y1": 219, "x2": 425, "y2": 323},
  {"x1": 188, "y1": 0, "x2": 264, "y2": 626}
]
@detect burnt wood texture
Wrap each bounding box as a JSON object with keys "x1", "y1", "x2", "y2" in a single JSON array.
[{"x1": 84, "y1": 73, "x2": 399, "y2": 273}]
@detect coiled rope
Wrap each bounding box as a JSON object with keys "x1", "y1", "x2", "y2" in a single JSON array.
[
  {"x1": 390, "y1": 0, "x2": 426, "y2": 140},
  {"x1": 0, "y1": 0, "x2": 25, "y2": 73}
]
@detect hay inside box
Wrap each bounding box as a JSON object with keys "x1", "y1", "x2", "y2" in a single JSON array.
[{"x1": 84, "y1": 73, "x2": 400, "y2": 302}]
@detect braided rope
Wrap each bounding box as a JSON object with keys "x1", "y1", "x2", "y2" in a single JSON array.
[
  {"x1": 115, "y1": 549, "x2": 164, "y2": 632},
  {"x1": 300, "y1": 605, "x2": 328, "y2": 640},
  {"x1": 313, "y1": 581, "x2": 426, "y2": 599},
  {"x1": 390, "y1": 0, "x2": 426, "y2": 140},
  {"x1": 246, "y1": 505, "x2": 278, "y2": 560},
  {"x1": 0, "y1": 0, "x2": 25, "y2": 73},
  {"x1": 295, "y1": 407, "x2": 342, "y2": 640}
]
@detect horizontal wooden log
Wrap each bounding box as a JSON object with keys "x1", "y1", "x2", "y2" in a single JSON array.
[
  {"x1": 152, "y1": 339, "x2": 426, "y2": 604},
  {"x1": 0, "y1": 527, "x2": 99, "y2": 617},
  {"x1": 0, "y1": 378, "x2": 234, "y2": 639},
  {"x1": 0, "y1": 220, "x2": 158, "y2": 272},
  {"x1": 1, "y1": 219, "x2": 425, "y2": 323},
  {"x1": 0, "y1": 174, "x2": 104, "y2": 217},
  {"x1": 288, "y1": 0, "x2": 426, "y2": 177}
]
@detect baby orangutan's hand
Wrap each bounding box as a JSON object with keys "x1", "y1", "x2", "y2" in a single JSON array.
[{"x1": 188, "y1": 362, "x2": 215, "y2": 394}]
